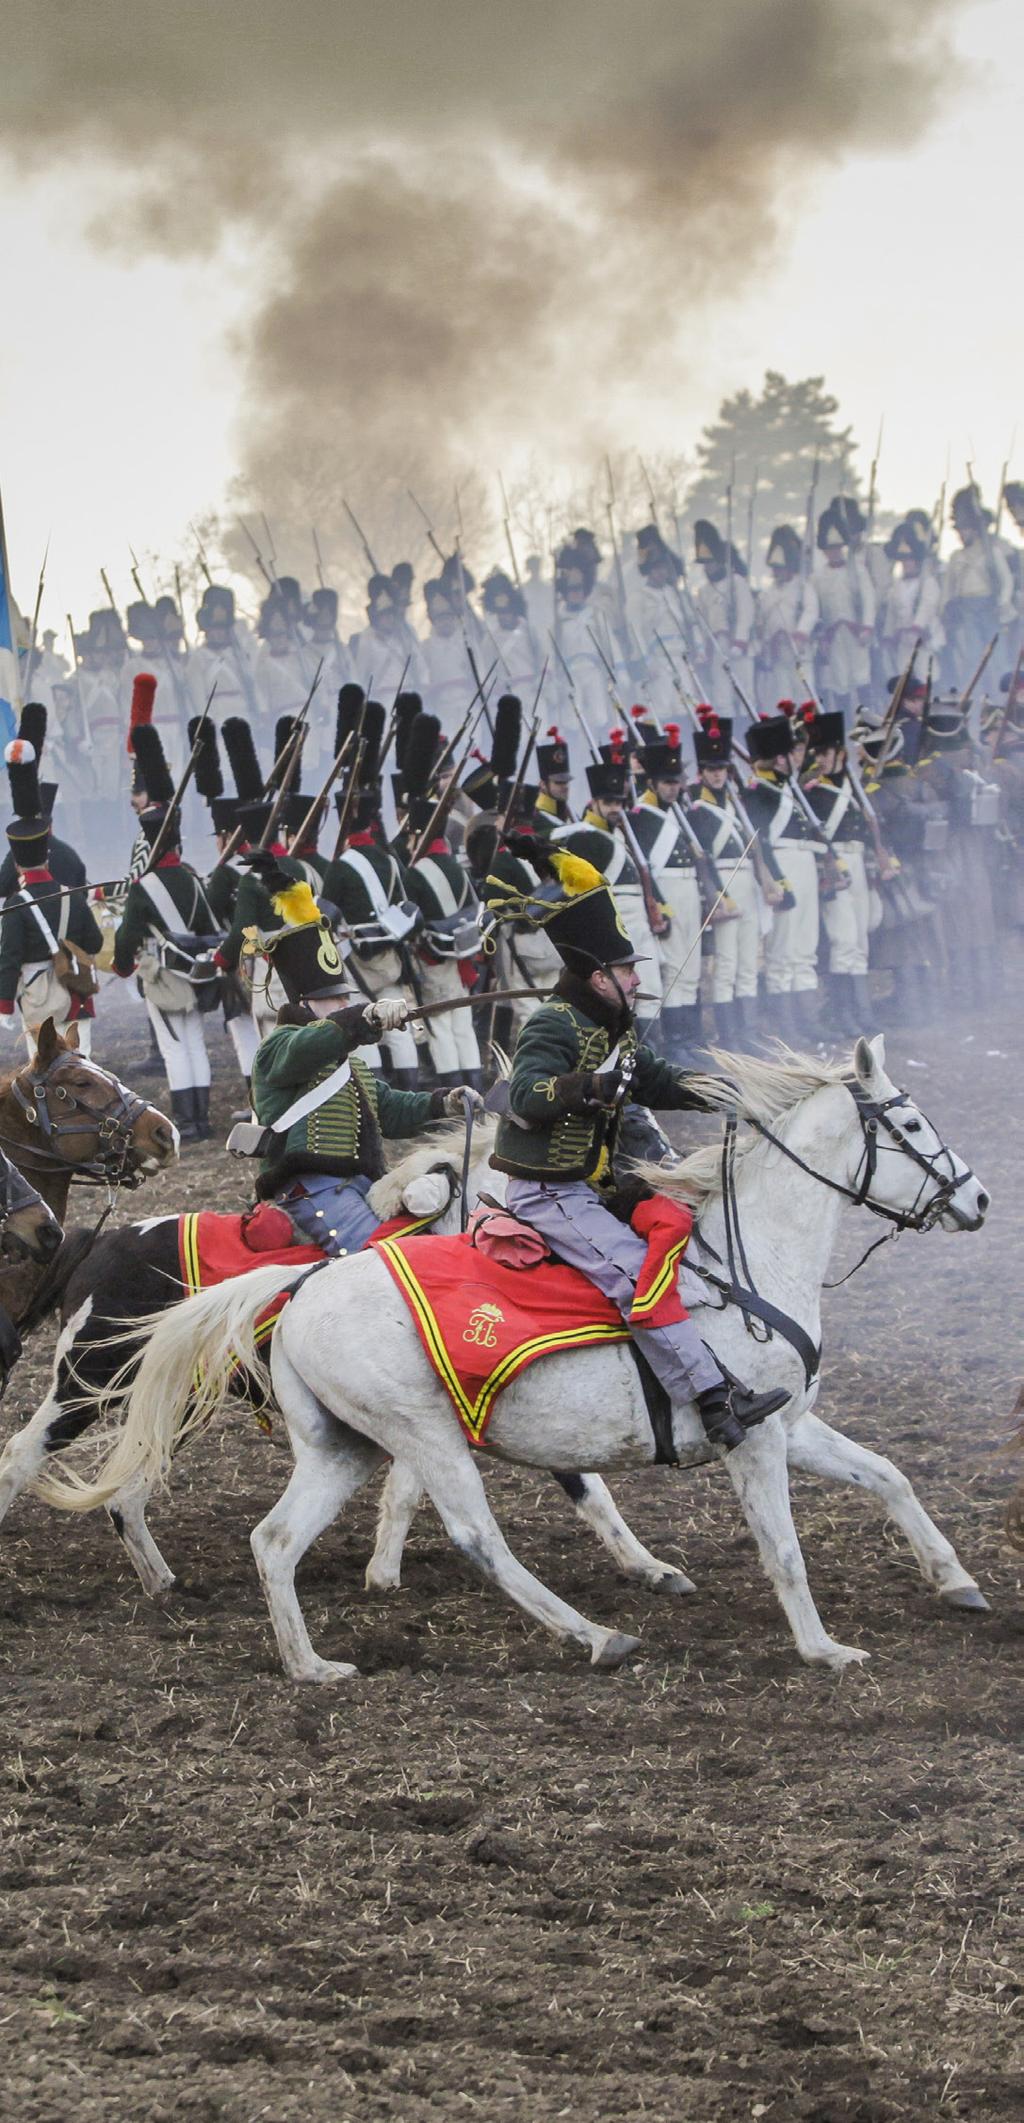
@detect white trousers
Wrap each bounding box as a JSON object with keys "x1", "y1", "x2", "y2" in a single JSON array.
[
  {"x1": 146, "y1": 999, "x2": 211, "y2": 1091},
  {"x1": 708, "y1": 862, "x2": 759, "y2": 1002},
  {"x1": 764, "y1": 845, "x2": 820, "y2": 995},
  {"x1": 228, "y1": 1012, "x2": 260, "y2": 1081},
  {"x1": 823, "y1": 844, "x2": 870, "y2": 975},
  {"x1": 614, "y1": 887, "x2": 662, "y2": 1023},
  {"x1": 657, "y1": 872, "x2": 702, "y2": 1008},
  {"x1": 416, "y1": 956, "x2": 481, "y2": 1074}
]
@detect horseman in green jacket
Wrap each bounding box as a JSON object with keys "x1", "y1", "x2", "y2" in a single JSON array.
[
  {"x1": 486, "y1": 844, "x2": 787, "y2": 1453},
  {"x1": 247, "y1": 860, "x2": 480, "y2": 1257}
]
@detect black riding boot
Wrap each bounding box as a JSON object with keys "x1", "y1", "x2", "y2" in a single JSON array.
[
  {"x1": 193, "y1": 1084, "x2": 213, "y2": 1140},
  {"x1": 170, "y1": 1087, "x2": 199, "y2": 1143},
  {"x1": 696, "y1": 1374, "x2": 790, "y2": 1454},
  {"x1": 712, "y1": 998, "x2": 740, "y2": 1053},
  {"x1": 661, "y1": 1008, "x2": 695, "y2": 1067}
]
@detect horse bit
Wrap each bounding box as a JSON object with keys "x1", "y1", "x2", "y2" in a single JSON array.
[{"x1": 4, "y1": 1057, "x2": 149, "y2": 1189}]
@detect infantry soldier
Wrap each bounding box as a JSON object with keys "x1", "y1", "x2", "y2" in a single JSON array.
[
  {"x1": 349, "y1": 573, "x2": 427, "y2": 699},
  {"x1": 0, "y1": 735, "x2": 102, "y2": 1053},
  {"x1": 320, "y1": 703, "x2": 422, "y2": 1085},
  {"x1": 814, "y1": 502, "x2": 876, "y2": 719},
  {"x1": 421, "y1": 578, "x2": 471, "y2": 729},
  {"x1": 802, "y1": 709, "x2": 877, "y2": 1034},
  {"x1": 484, "y1": 849, "x2": 788, "y2": 1452},
  {"x1": 754, "y1": 524, "x2": 819, "y2": 711},
  {"x1": 187, "y1": 585, "x2": 261, "y2": 731},
  {"x1": 533, "y1": 726, "x2": 573, "y2": 837},
  {"x1": 550, "y1": 742, "x2": 664, "y2": 1034},
  {"x1": 629, "y1": 723, "x2": 704, "y2": 1063},
  {"x1": 112, "y1": 723, "x2": 220, "y2": 1139},
  {"x1": 745, "y1": 710, "x2": 822, "y2": 1043},
  {"x1": 879, "y1": 519, "x2": 944, "y2": 677},
  {"x1": 692, "y1": 520, "x2": 755, "y2": 718},
  {"x1": 686, "y1": 711, "x2": 760, "y2": 1050},
  {"x1": 942, "y1": 488, "x2": 1015, "y2": 691}
]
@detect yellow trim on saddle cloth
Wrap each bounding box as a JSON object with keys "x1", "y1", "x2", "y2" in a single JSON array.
[
  {"x1": 628, "y1": 1235, "x2": 691, "y2": 1323},
  {"x1": 375, "y1": 1235, "x2": 629, "y2": 1447},
  {"x1": 179, "y1": 1213, "x2": 202, "y2": 1297}
]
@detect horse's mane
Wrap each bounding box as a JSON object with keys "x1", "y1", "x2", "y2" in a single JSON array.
[{"x1": 635, "y1": 1044, "x2": 853, "y2": 1212}]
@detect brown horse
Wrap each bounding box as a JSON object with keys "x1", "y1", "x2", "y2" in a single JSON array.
[{"x1": 0, "y1": 1016, "x2": 178, "y2": 1330}]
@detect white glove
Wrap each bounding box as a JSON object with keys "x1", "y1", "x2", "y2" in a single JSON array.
[
  {"x1": 363, "y1": 996, "x2": 410, "y2": 1034},
  {"x1": 444, "y1": 1085, "x2": 485, "y2": 1117}
]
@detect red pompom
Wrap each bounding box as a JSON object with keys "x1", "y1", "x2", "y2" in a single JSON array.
[
  {"x1": 696, "y1": 702, "x2": 714, "y2": 721},
  {"x1": 546, "y1": 724, "x2": 561, "y2": 739},
  {"x1": 630, "y1": 703, "x2": 648, "y2": 721},
  {"x1": 127, "y1": 672, "x2": 158, "y2": 751},
  {"x1": 664, "y1": 722, "x2": 681, "y2": 744},
  {"x1": 800, "y1": 699, "x2": 816, "y2": 723},
  {"x1": 777, "y1": 699, "x2": 796, "y2": 716}
]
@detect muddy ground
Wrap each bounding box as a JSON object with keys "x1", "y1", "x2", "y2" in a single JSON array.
[{"x1": 0, "y1": 981, "x2": 1020, "y2": 2122}]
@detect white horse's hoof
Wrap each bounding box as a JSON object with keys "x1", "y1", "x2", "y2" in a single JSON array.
[
  {"x1": 590, "y1": 1630, "x2": 642, "y2": 1670},
  {"x1": 818, "y1": 1642, "x2": 870, "y2": 1670},
  {"x1": 651, "y1": 1570, "x2": 697, "y2": 1598},
  {"x1": 294, "y1": 1658, "x2": 360, "y2": 1684},
  {"x1": 364, "y1": 1568, "x2": 401, "y2": 1593},
  {"x1": 940, "y1": 1584, "x2": 990, "y2": 1613}
]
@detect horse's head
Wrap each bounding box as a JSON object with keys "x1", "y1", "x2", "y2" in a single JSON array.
[
  {"x1": 849, "y1": 1036, "x2": 989, "y2": 1234},
  {"x1": 12, "y1": 1019, "x2": 179, "y2": 1185},
  {"x1": 0, "y1": 1148, "x2": 63, "y2": 1263}
]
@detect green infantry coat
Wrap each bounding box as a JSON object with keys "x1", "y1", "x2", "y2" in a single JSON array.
[
  {"x1": 491, "y1": 971, "x2": 707, "y2": 1185},
  {"x1": 113, "y1": 856, "x2": 218, "y2": 977}
]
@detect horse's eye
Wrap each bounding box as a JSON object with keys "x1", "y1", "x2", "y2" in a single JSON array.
[{"x1": 904, "y1": 1120, "x2": 921, "y2": 1134}]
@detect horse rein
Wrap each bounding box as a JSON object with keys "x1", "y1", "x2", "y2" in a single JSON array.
[
  {"x1": 1, "y1": 1057, "x2": 149, "y2": 1188},
  {"x1": 742, "y1": 1079, "x2": 972, "y2": 1238}
]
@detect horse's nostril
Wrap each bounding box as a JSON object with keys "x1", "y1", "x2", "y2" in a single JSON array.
[{"x1": 976, "y1": 1190, "x2": 990, "y2": 1214}]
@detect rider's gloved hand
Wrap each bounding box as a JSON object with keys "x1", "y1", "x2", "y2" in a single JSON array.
[
  {"x1": 443, "y1": 1085, "x2": 485, "y2": 1117},
  {"x1": 551, "y1": 1069, "x2": 621, "y2": 1112},
  {"x1": 363, "y1": 996, "x2": 411, "y2": 1034}
]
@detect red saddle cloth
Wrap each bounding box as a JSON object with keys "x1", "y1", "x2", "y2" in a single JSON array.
[{"x1": 373, "y1": 1195, "x2": 693, "y2": 1447}]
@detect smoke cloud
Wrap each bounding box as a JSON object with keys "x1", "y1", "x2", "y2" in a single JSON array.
[{"x1": 3, "y1": 2, "x2": 962, "y2": 555}]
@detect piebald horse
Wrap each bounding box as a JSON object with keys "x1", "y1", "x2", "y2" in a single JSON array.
[{"x1": 48, "y1": 1038, "x2": 990, "y2": 1679}]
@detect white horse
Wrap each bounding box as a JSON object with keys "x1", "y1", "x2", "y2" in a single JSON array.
[{"x1": 46, "y1": 1039, "x2": 990, "y2": 1680}]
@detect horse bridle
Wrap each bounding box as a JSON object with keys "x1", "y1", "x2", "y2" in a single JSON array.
[
  {"x1": 0, "y1": 1145, "x2": 47, "y2": 1228},
  {"x1": 742, "y1": 1078, "x2": 972, "y2": 1236},
  {"x1": 3, "y1": 1056, "x2": 149, "y2": 1188}
]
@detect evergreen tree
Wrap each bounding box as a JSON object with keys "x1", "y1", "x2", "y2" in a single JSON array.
[{"x1": 684, "y1": 372, "x2": 863, "y2": 579}]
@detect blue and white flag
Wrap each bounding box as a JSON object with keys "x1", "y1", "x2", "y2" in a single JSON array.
[{"x1": 0, "y1": 488, "x2": 23, "y2": 750}]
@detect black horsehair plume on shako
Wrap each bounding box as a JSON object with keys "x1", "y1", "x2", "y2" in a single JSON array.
[
  {"x1": 18, "y1": 702, "x2": 47, "y2": 762},
  {"x1": 394, "y1": 691, "x2": 422, "y2": 772},
  {"x1": 188, "y1": 716, "x2": 223, "y2": 801},
  {"x1": 334, "y1": 681, "x2": 365, "y2": 758},
  {"x1": 490, "y1": 694, "x2": 521, "y2": 780},
  {"x1": 359, "y1": 699, "x2": 387, "y2": 784},
  {"x1": 221, "y1": 715, "x2": 264, "y2": 801},
  {"x1": 401, "y1": 711, "x2": 442, "y2": 799},
  {"x1": 5, "y1": 737, "x2": 43, "y2": 820},
  {"x1": 129, "y1": 723, "x2": 176, "y2": 808},
  {"x1": 274, "y1": 715, "x2": 299, "y2": 771}
]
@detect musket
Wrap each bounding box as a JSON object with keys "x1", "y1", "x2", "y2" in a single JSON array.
[
  {"x1": 601, "y1": 660, "x2": 732, "y2": 915},
  {"x1": 128, "y1": 543, "x2": 148, "y2": 605},
  {"x1": 603, "y1": 455, "x2": 639, "y2": 667},
  {"x1": 342, "y1": 500, "x2": 380, "y2": 575},
  {"x1": 407, "y1": 703, "x2": 496, "y2": 867},
  {"x1": 141, "y1": 684, "x2": 217, "y2": 875},
  {"x1": 549, "y1": 630, "x2": 667, "y2": 939},
  {"x1": 20, "y1": 536, "x2": 49, "y2": 702},
  {"x1": 261, "y1": 513, "x2": 280, "y2": 583},
  {"x1": 312, "y1": 526, "x2": 327, "y2": 590},
  {"x1": 263, "y1": 658, "x2": 323, "y2": 797},
  {"x1": 875, "y1": 633, "x2": 923, "y2": 770},
  {"x1": 128, "y1": 540, "x2": 192, "y2": 720},
  {"x1": 190, "y1": 524, "x2": 215, "y2": 589},
  {"x1": 406, "y1": 489, "x2": 446, "y2": 567},
  {"x1": 781, "y1": 628, "x2": 890, "y2": 861},
  {"x1": 725, "y1": 453, "x2": 736, "y2": 640},
  {"x1": 989, "y1": 639, "x2": 1024, "y2": 759},
  {"x1": 955, "y1": 631, "x2": 998, "y2": 717},
  {"x1": 238, "y1": 517, "x2": 277, "y2": 594},
  {"x1": 801, "y1": 451, "x2": 820, "y2": 581},
  {"x1": 498, "y1": 472, "x2": 524, "y2": 590},
  {"x1": 994, "y1": 436, "x2": 1015, "y2": 535},
  {"x1": 286, "y1": 728, "x2": 358, "y2": 855},
  {"x1": 866, "y1": 418, "x2": 884, "y2": 538},
  {"x1": 374, "y1": 655, "x2": 412, "y2": 778},
  {"x1": 638, "y1": 456, "x2": 661, "y2": 529},
  {"x1": 330, "y1": 704, "x2": 369, "y2": 861},
  {"x1": 745, "y1": 465, "x2": 759, "y2": 578},
  {"x1": 173, "y1": 567, "x2": 190, "y2": 645}
]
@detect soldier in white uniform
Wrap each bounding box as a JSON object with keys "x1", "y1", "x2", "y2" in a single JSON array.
[
  {"x1": 75, "y1": 609, "x2": 128, "y2": 864},
  {"x1": 745, "y1": 711, "x2": 822, "y2": 1043},
  {"x1": 692, "y1": 521, "x2": 756, "y2": 722},
  {"x1": 186, "y1": 585, "x2": 262, "y2": 734},
  {"x1": 254, "y1": 592, "x2": 312, "y2": 745},
  {"x1": 754, "y1": 524, "x2": 819, "y2": 712},
  {"x1": 814, "y1": 502, "x2": 876, "y2": 718},
  {"x1": 421, "y1": 578, "x2": 472, "y2": 731},
  {"x1": 686, "y1": 712, "x2": 760, "y2": 1049},
  {"x1": 942, "y1": 487, "x2": 1015, "y2": 692},
  {"x1": 480, "y1": 572, "x2": 543, "y2": 706},
  {"x1": 302, "y1": 588, "x2": 354, "y2": 772},
  {"x1": 626, "y1": 527, "x2": 694, "y2": 739},
  {"x1": 802, "y1": 709, "x2": 876, "y2": 1034},
  {"x1": 554, "y1": 543, "x2": 623, "y2": 752},
  {"x1": 348, "y1": 573, "x2": 428, "y2": 701},
  {"x1": 878, "y1": 520, "x2": 944, "y2": 677},
  {"x1": 628, "y1": 727, "x2": 703, "y2": 1061}
]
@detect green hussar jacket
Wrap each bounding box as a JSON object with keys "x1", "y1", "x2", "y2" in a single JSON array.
[
  {"x1": 491, "y1": 972, "x2": 708, "y2": 1184},
  {"x1": 251, "y1": 1011, "x2": 445, "y2": 1197}
]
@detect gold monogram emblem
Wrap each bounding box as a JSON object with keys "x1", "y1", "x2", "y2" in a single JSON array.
[
  {"x1": 316, "y1": 926, "x2": 343, "y2": 975},
  {"x1": 463, "y1": 1301, "x2": 504, "y2": 1348}
]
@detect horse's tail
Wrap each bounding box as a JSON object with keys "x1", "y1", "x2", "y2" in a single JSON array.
[
  {"x1": 16, "y1": 1225, "x2": 98, "y2": 1335},
  {"x1": 32, "y1": 1262, "x2": 312, "y2": 1513}
]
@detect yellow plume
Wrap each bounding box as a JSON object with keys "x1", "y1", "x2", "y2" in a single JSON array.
[
  {"x1": 271, "y1": 880, "x2": 322, "y2": 927},
  {"x1": 548, "y1": 848, "x2": 603, "y2": 897}
]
